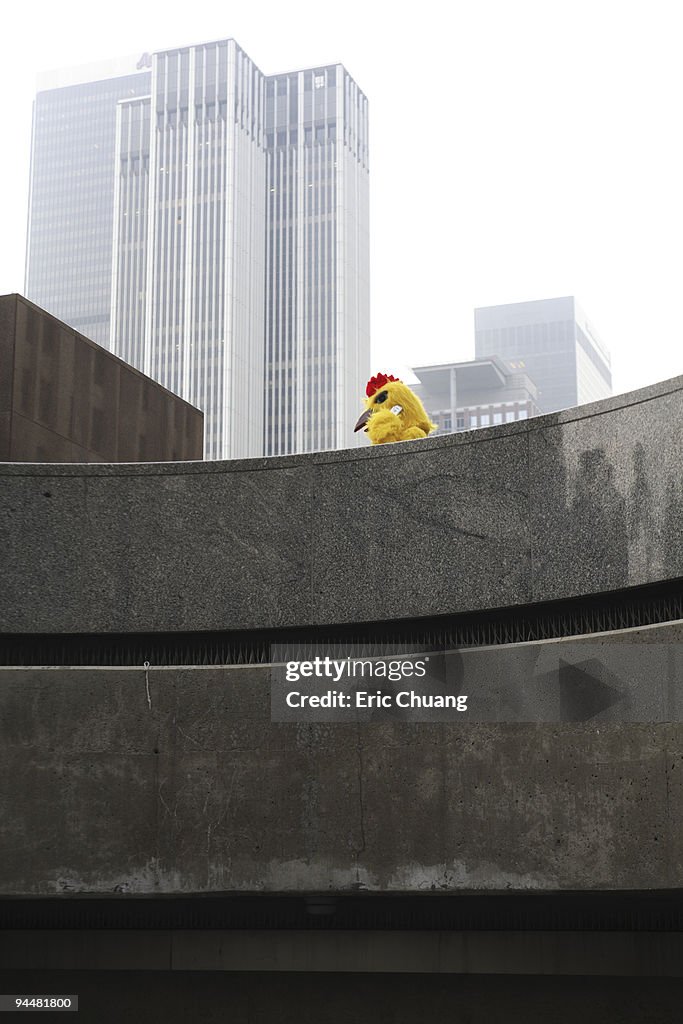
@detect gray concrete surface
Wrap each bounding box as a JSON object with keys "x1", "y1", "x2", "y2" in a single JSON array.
[
  {"x1": 1, "y1": 373, "x2": 682, "y2": 634},
  {"x1": 1, "y1": 624, "x2": 683, "y2": 896}
]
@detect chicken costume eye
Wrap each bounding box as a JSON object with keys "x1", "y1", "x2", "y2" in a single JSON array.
[{"x1": 374, "y1": 390, "x2": 388, "y2": 404}]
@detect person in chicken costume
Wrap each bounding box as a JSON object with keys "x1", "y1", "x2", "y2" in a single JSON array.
[{"x1": 354, "y1": 372, "x2": 436, "y2": 444}]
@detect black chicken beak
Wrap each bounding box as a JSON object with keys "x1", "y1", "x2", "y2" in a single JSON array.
[{"x1": 354, "y1": 408, "x2": 372, "y2": 433}]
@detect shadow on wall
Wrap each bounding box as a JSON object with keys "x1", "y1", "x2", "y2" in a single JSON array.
[
  {"x1": 625, "y1": 440, "x2": 681, "y2": 584},
  {"x1": 568, "y1": 449, "x2": 628, "y2": 593},
  {"x1": 556, "y1": 436, "x2": 683, "y2": 593},
  {"x1": 664, "y1": 475, "x2": 683, "y2": 576},
  {"x1": 542, "y1": 436, "x2": 672, "y2": 597}
]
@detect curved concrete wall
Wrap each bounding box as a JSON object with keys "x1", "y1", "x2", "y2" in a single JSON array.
[
  {"x1": 1, "y1": 374, "x2": 682, "y2": 634},
  {"x1": 1, "y1": 624, "x2": 683, "y2": 896}
]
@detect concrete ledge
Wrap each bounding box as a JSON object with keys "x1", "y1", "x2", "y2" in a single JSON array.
[{"x1": 1, "y1": 372, "x2": 683, "y2": 634}]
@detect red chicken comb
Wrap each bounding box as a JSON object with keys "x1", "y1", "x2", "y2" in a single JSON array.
[{"x1": 366, "y1": 372, "x2": 400, "y2": 397}]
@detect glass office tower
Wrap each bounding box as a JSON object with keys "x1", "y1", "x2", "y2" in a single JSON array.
[
  {"x1": 25, "y1": 58, "x2": 151, "y2": 348},
  {"x1": 26, "y1": 40, "x2": 370, "y2": 460},
  {"x1": 474, "y1": 296, "x2": 612, "y2": 414},
  {"x1": 112, "y1": 40, "x2": 266, "y2": 460},
  {"x1": 264, "y1": 66, "x2": 370, "y2": 455}
]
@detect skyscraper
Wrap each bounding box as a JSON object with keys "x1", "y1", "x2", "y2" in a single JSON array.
[
  {"x1": 264, "y1": 67, "x2": 369, "y2": 455},
  {"x1": 25, "y1": 56, "x2": 151, "y2": 349},
  {"x1": 25, "y1": 40, "x2": 370, "y2": 460},
  {"x1": 474, "y1": 296, "x2": 612, "y2": 414},
  {"x1": 111, "y1": 40, "x2": 266, "y2": 460}
]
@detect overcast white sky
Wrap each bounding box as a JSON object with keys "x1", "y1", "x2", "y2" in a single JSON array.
[{"x1": 1, "y1": 0, "x2": 682, "y2": 397}]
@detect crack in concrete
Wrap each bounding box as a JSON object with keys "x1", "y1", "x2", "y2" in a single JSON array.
[
  {"x1": 664, "y1": 746, "x2": 673, "y2": 885},
  {"x1": 144, "y1": 661, "x2": 152, "y2": 710},
  {"x1": 177, "y1": 725, "x2": 200, "y2": 746},
  {"x1": 206, "y1": 766, "x2": 240, "y2": 887},
  {"x1": 355, "y1": 723, "x2": 366, "y2": 885},
  {"x1": 157, "y1": 781, "x2": 177, "y2": 828}
]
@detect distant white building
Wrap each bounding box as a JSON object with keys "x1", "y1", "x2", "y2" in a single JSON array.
[
  {"x1": 474, "y1": 296, "x2": 612, "y2": 414},
  {"x1": 25, "y1": 56, "x2": 150, "y2": 350},
  {"x1": 413, "y1": 355, "x2": 541, "y2": 433}
]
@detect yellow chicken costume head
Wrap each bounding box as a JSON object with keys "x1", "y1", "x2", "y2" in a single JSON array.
[{"x1": 354, "y1": 372, "x2": 436, "y2": 445}]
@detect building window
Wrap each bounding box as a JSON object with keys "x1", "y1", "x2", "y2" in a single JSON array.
[
  {"x1": 505, "y1": 411, "x2": 515, "y2": 422},
  {"x1": 456, "y1": 416, "x2": 465, "y2": 429},
  {"x1": 493, "y1": 412, "x2": 503, "y2": 424},
  {"x1": 517, "y1": 409, "x2": 528, "y2": 420},
  {"x1": 443, "y1": 417, "x2": 452, "y2": 430},
  {"x1": 480, "y1": 413, "x2": 490, "y2": 426}
]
